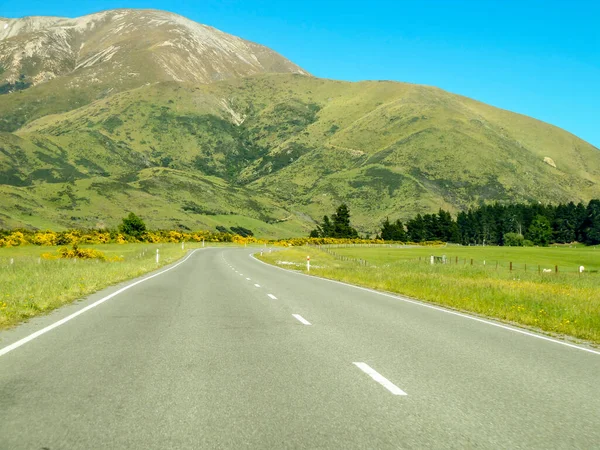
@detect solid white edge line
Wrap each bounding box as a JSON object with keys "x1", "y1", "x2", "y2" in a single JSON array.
[
  {"x1": 292, "y1": 314, "x2": 312, "y2": 325},
  {"x1": 0, "y1": 249, "x2": 200, "y2": 358},
  {"x1": 254, "y1": 284, "x2": 261, "y2": 287},
  {"x1": 353, "y1": 362, "x2": 407, "y2": 396},
  {"x1": 249, "y1": 253, "x2": 600, "y2": 356},
  {"x1": 246, "y1": 278, "x2": 251, "y2": 280},
  {"x1": 267, "y1": 294, "x2": 277, "y2": 300}
]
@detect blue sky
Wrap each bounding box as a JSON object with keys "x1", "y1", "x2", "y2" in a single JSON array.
[{"x1": 2, "y1": 0, "x2": 599, "y2": 147}]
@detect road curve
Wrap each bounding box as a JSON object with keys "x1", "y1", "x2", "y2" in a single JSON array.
[{"x1": 1, "y1": 247, "x2": 599, "y2": 449}]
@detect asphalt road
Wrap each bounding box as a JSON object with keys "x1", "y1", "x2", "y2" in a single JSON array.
[{"x1": 1, "y1": 247, "x2": 599, "y2": 449}]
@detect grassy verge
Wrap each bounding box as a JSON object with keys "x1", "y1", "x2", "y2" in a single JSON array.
[
  {"x1": 0, "y1": 243, "x2": 204, "y2": 330},
  {"x1": 258, "y1": 246, "x2": 600, "y2": 345}
]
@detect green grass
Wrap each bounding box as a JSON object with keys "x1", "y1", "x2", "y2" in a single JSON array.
[
  {"x1": 0, "y1": 242, "x2": 205, "y2": 329},
  {"x1": 258, "y1": 245, "x2": 600, "y2": 345},
  {"x1": 331, "y1": 244, "x2": 600, "y2": 273}
]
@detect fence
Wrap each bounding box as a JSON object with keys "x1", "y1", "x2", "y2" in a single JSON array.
[
  {"x1": 414, "y1": 255, "x2": 598, "y2": 275},
  {"x1": 311, "y1": 244, "x2": 598, "y2": 276}
]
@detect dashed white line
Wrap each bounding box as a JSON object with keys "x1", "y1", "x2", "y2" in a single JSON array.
[
  {"x1": 254, "y1": 284, "x2": 261, "y2": 288},
  {"x1": 246, "y1": 278, "x2": 251, "y2": 281},
  {"x1": 292, "y1": 314, "x2": 311, "y2": 325},
  {"x1": 267, "y1": 294, "x2": 277, "y2": 300},
  {"x1": 353, "y1": 362, "x2": 407, "y2": 396},
  {"x1": 250, "y1": 254, "x2": 600, "y2": 356}
]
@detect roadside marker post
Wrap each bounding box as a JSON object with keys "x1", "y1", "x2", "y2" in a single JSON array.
[
  {"x1": 307, "y1": 255, "x2": 310, "y2": 272},
  {"x1": 156, "y1": 249, "x2": 159, "y2": 264},
  {"x1": 182, "y1": 242, "x2": 185, "y2": 250},
  {"x1": 202, "y1": 239, "x2": 205, "y2": 247}
]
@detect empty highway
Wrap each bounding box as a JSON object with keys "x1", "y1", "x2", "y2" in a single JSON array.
[{"x1": 1, "y1": 248, "x2": 599, "y2": 449}]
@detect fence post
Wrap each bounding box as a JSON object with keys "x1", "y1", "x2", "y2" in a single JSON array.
[
  {"x1": 555, "y1": 265, "x2": 558, "y2": 274},
  {"x1": 470, "y1": 259, "x2": 473, "y2": 266},
  {"x1": 510, "y1": 262, "x2": 513, "y2": 272},
  {"x1": 456, "y1": 256, "x2": 458, "y2": 264},
  {"x1": 496, "y1": 261, "x2": 498, "y2": 270},
  {"x1": 524, "y1": 263, "x2": 527, "y2": 272},
  {"x1": 538, "y1": 265, "x2": 541, "y2": 274}
]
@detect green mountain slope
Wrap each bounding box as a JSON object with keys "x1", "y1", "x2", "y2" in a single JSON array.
[{"x1": 1, "y1": 73, "x2": 599, "y2": 235}]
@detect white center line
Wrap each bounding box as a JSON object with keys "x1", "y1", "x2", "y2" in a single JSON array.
[
  {"x1": 254, "y1": 284, "x2": 261, "y2": 287},
  {"x1": 267, "y1": 294, "x2": 277, "y2": 300},
  {"x1": 353, "y1": 362, "x2": 407, "y2": 396},
  {"x1": 246, "y1": 277, "x2": 251, "y2": 280},
  {"x1": 292, "y1": 314, "x2": 311, "y2": 325}
]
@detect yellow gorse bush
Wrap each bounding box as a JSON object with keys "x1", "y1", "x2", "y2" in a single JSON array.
[{"x1": 0, "y1": 228, "x2": 447, "y2": 247}]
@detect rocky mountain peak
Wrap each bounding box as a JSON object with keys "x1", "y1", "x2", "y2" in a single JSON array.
[{"x1": 0, "y1": 9, "x2": 308, "y2": 88}]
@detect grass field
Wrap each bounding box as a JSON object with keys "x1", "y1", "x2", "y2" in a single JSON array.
[
  {"x1": 329, "y1": 244, "x2": 600, "y2": 273},
  {"x1": 258, "y1": 245, "x2": 600, "y2": 345},
  {"x1": 0, "y1": 242, "x2": 207, "y2": 330}
]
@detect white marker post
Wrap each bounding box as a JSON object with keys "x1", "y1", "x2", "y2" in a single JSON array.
[
  {"x1": 181, "y1": 242, "x2": 185, "y2": 250},
  {"x1": 307, "y1": 255, "x2": 310, "y2": 272},
  {"x1": 202, "y1": 239, "x2": 205, "y2": 248},
  {"x1": 156, "y1": 249, "x2": 159, "y2": 264},
  {"x1": 580, "y1": 265, "x2": 585, "y2": 273}
]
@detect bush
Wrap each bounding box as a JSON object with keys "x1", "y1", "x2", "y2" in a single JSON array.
[
  {"x1": 504, "y1": 232, "x2": 524, "y2": 247},
  {"x1": 119, "y1": 212, "x2": 147, "y2": 239},
  {"x1": 42, "y1": 244, "x2": 108, "y2": 261}
]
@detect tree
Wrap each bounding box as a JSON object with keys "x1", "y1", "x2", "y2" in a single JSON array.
[
  {"x1": 119, "y1": 212, "x2": 147, "y2": 239},
  {"x1": 581, "y1": 199, "x2": 600, "y2": 245},
  {"x1": 527, "y1": 215, "x2": 553, "y2": 246},
  {"x1": 309, "y1": 205, "x2": 358, "y2": 238},
  {"x1": 379, "y1": 218, "x2": 407, "y2": 241},
  {"x1": 406, "y1": 214, "x2": 426, "y2": 242},
  {"x1": 331, "y1": 204, "x2": 359, "y2": 238}
]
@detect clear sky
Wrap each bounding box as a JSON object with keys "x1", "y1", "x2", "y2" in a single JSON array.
[{"x1": 2, "y1": 0, "x2": 599, "y2": 147}]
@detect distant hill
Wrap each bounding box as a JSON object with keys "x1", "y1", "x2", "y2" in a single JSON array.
[{"x1": 0, "y1": 10, "x2": 599, "y2": 236}]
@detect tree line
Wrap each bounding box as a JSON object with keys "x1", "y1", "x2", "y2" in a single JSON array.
[{"x1": 311, "y1": 200, "x2": 600, "y2": 246}]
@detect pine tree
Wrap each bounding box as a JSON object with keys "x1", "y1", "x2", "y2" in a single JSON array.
[
  {"x1": 331, "y1": 204, "x2": 358, "y2": 238},
  {"x1": 406, "y1": 214, "x2": 426, "y2": 242},
  {"x1": 582, "y1": 199, "x2": 600, "y2": 245},
  {"x1": 527, "y1": 215, "x2": 553, "y2": 246}
]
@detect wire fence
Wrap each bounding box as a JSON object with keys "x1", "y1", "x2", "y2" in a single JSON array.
[{"x1": 312, "y1": 244, "x2": 599, "y2": 276}]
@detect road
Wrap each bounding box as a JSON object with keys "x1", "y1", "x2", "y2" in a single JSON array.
[{"x1": 1, "y1": 247, "x2": 599, "y2": 449}]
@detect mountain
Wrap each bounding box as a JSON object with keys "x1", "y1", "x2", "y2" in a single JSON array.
[
  {"x1": 0, "y1": 9, "x2": 308, "y2": 131},
  {"x1": 1, "y1": 10, "x2": 599, "y2": 237}
]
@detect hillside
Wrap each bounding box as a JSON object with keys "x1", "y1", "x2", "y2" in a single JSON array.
[
  {"x1": 2, "y1": 73, "x2": 599, "y2": 235},
  {"x1": 0, "y1": 10, "x2": 599, "y2": 236}
]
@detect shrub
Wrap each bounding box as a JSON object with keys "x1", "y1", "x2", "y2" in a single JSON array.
[
  {"x1": 119, "y1": 212, "x2": 147, "y2": 239},
  {"x1": 504, "y1": 232, "x2": 524, "y2": 247}
]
